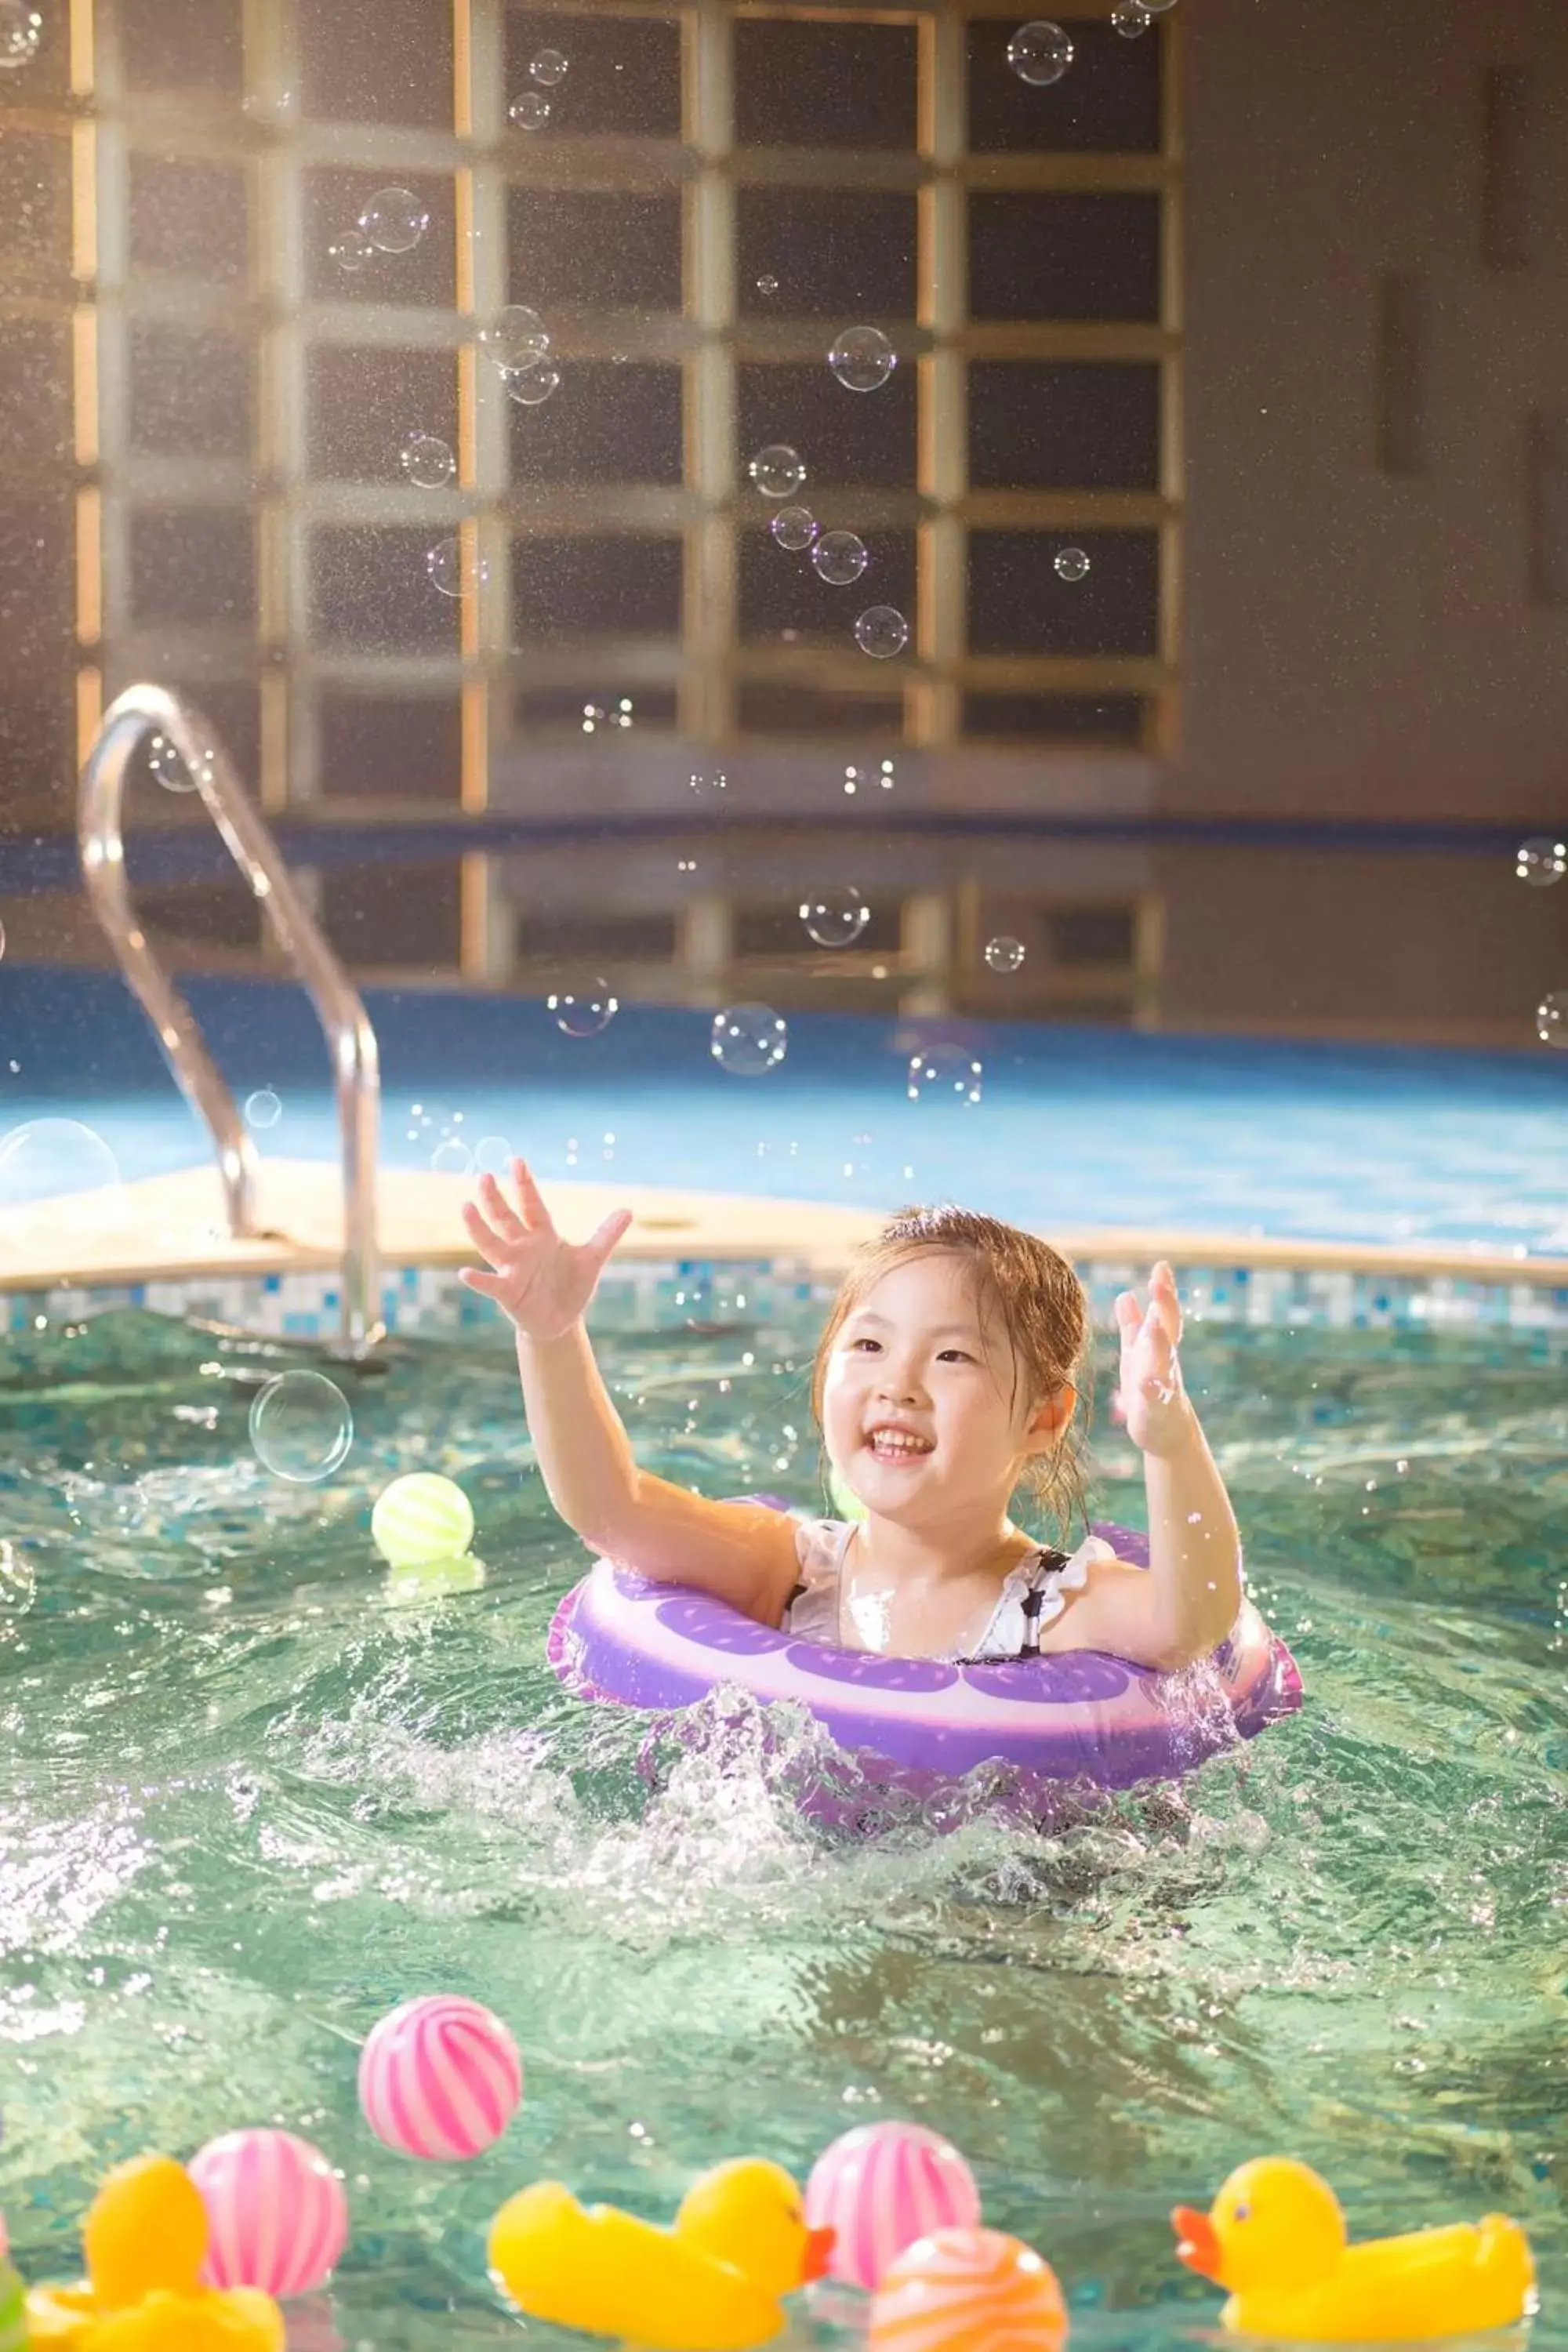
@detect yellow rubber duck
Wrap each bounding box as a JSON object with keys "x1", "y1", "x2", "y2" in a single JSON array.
[
  {"x1": 487, "y1": 2154, "x2": 834, "y2": 2351},
  {"x1": 27, "y1": 2154, "x2": 285, "y2": 2350},
  {"x1": 1172, "y1": 2156, "x2": 1537, "y2": 2343}
]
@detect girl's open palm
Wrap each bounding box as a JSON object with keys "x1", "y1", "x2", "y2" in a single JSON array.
[
  {"x1": 459, "y1": 1161, "x2": 632, "y2": 1341},
  {"x1": 1113, "y1": 1259, "x2": 1190, "y2": 1456}
]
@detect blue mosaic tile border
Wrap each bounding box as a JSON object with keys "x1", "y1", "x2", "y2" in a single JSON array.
[{"x1": 2, "y1": 1258, "x2": 1566, "y2": 1339}]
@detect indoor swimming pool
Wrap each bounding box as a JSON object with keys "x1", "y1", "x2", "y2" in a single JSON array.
[{"x1": 0, "y1": 1286, "x2": 1563, "y2": 2345}]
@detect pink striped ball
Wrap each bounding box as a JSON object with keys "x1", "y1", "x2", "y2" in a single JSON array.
[
  {"x1": 806, "y1": 2122, "x2": 982, "y2": 2292},
  {"x1": 358, "y1": 1993, "x2": 522, "y2": 2160},
  {"x1": 190, "y1": 2129, "x2": 348, "y2": 2301},
  {"x1": 869, "y1": 2227, "x2": 1068, "y2": 2352}
]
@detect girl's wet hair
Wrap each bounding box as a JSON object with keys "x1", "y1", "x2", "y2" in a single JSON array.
[{"x1": 811, "y1": 1203, "x2": 1094, "y2": 1541}]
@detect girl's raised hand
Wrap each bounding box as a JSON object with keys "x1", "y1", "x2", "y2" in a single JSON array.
[
  {"x1": 459, "y1": 1160, "x2": 633, "y2": 1342},
  {"x1": 1113, "y1": 1259, "x2": 1191, "y2": 1457}
]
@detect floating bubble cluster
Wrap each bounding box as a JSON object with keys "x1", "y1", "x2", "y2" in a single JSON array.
[
  {"x1": 358, "y1": 186, "x2": 429, "y2": 255},
  {"x1": 829, "y1": 325, "x2": 897, "y2": 394},
  {"x1": 749, "y1": 444, "x2": 806, "y2": 499},
  {"x1": 771, "y1": 505, "x2": 818, "y2": 551},
  {"x1": 506, "y1": 358, "x2": 561, "y2": 406},
  {"x1": 812, "y1": 530, "x2": 868, "y2": 586},
  {"x1": 548, "y1": 981, "x2": 618, "y2": 1038},
  {"x1": 855, "y1": 604, "x2": 908, "y2": 659},
  {"x1": 985, "y1": 935, "x2": 1026, "y2": 975},
  {"x1": 147, "y1": 731, "x2": 212, "y2": 793},
  {"x1": 400, "y1": 431, "x2": 455, "y2": 488},
  {"x1": 1054, "y1": 546, "x2": 1091, "y2": 583},
  {"x1": 1007, "y1": 20, "x2": 1074, "y2": 85},
  {"x1": 329, "y1": 227, "x2": 373, "y2": 273},
  {"x1": 711, "y1": 1004, "x2": 789, "y2": 1076},
  {"x1": 244, "y1": 1087, "x2": 282, "y2": 1130},
  {"x1": 0, "y1": 2, "x2": 42, "y2": 68},
  {"x1": 480, "y1": 305, "x2": 550, "y2": 371},
  {"x1": 582, "y1": 699, "x2": 634, "y2": 734},
  {"x1": 1515, "y1": 837, "x2": 1566, "y2": 887},
  {"x1": 249, "y1": 1370, "x2": 354, "y2": 1483},
  {"x1": 907, "y1": 1045, "x2": 984, "y2": 1106},
  {"x1": 800, "y1": 886, "x2": 869, "y2": 948},
  {"x1": 426, "y1": 535, "x2": 489, "y2": 598}
]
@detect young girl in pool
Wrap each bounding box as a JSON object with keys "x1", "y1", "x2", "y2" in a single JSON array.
[{"x1": 462, "y1": 1163, "x2": 1243, "y2": 1668}]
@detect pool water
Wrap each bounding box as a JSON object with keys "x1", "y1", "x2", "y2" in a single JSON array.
[
  {"x1": 0, "y1": 1295, "x2": 1563, "y2": 2349},
  {"x1": 3, "y1": 969, "x2": 1567, "y2": 1251}
]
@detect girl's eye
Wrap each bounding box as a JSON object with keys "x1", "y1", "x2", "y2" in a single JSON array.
[
  {"x1": 848, "y1": 1337, "x2": 881, "y2": 1353},
  {"x1": 937, "y1": 1348, "x2": 974, "y2": 1363}
]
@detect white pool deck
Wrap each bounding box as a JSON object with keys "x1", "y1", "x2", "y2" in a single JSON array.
[{"x1": 1, "y1": 1159, "x2": 1564, "y2": 1295}]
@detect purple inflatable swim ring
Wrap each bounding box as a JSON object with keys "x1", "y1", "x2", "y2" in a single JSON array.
[{"x1": 546, "y1": 1505, "x2": 1302, "y2": 1795}]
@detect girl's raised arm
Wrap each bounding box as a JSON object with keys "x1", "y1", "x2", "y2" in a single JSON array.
[{"x1": 460, "y1": 1163, "x2": 800, "y2": 1623}]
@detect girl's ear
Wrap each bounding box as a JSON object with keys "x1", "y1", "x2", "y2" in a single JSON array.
[{"x1": 1022, "y1": 1382, "x2": 1076, "y2": 1453}]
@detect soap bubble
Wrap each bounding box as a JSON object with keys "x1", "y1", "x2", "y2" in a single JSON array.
[
  {"x1": 907, "y1": 1045, "x2": 983, "y2": 1106},
  {"x1": 506, "y1": 358, "x2": 560, "y2": 406},
  {"x1": 244, "y1": 1087, "x2": 282, "y2": 1130},
  {"x1": 146, "y1": 731, "x2": 212, "y2": 793},
  {"x1": 771, "y1": 505, "x2": 818, "y2": 551},
  {"x1": 689, "y1": 769, "x2": 728, "y2": 796},
  {"x1": 749, "y1": 444, "x2": 806, "y2": 499},
  {"x1": 431, "y1": 1135, "x2": 474, "y2": 1175},
  {"x1": 1140, "y1": 0, "x2": 1178, "y2": 11},
  {"x1": 1054, "y1": 546, "x2": 1091, "y2": 583},
  {"x1": 757, "y1": 274, "x2": 779, "y2": 296},
  {"x1": 329, "y1": 227, "x2": 373, "y2": 274},
  {"x1": 712, "y1": 1005, "x2": 788, "y2": 1077},
  {"x1": 1515, "y1": 837, "x2": 1566, "y2": 887},
  {"x1": 1112, "y1": 1, "x2": 1152, "y2": 31},
  {"x1": 1007, "y1": 20, "x2": 1074, "y2": 84},
  {"x1": 1537, "y1": 993, "x2": 1568, "y2": 1050},
  {"x1": 249, "y1": 1370, "x2": 354, "y2": 1484},
  {"x1": 358, "y1": 187, "x2": 429, "y2": 255},
  {"x1": 0, "y1": 4, "x2": 42, "y2": 68},
  {"x1": 829, "y1": 325, "x2": 897, "y2": 394},
  {"x1": 530, "y1": 45, "x2": 568, "y2": 83},
  {"x1": 800, "y1": 887, "x2": 869, "y2": 949},
  {"x1": 548, "y1": 980, "x2": 618, "y2": 1038},
  {"x1": 401, "y1": 431, "x2": 455, "y2": 488},
  {"x1": 855, "y1": 604, "x2": 908, "y2": 659},
  {"x1": 509, "y1": 89, "x2": 550, "y2": 129},
  {"x1": 474, "y1": 1134, "x2": 513, "y2": 1175},
  {"x1": 985, "y1": 935, "x2": 1026, "y2": 975},
  {"x1": 480, "y1": 305, "x2": 550, "y2": 370},
  {"x1": 426, "y1": 536, "x2": 490, "y2": 598},
  {"x1": 812, "y1": 531, "x2": 868, "y2": 586},
  {"x1": 0, "y1": 1120, "x2": 126, "y2": 1249}
]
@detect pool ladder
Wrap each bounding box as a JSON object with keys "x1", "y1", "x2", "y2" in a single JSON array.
[{"x1": 78, "y1": 684, "x2": 385, "y2": 1356}]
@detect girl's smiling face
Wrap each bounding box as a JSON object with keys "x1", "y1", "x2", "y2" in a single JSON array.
[{"x1": 820, "y1": 1250, "x2": 1071, "y2": 1527}]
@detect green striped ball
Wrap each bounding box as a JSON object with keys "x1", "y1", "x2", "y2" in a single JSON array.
[{"x1": 371, "y1": 1472, "x2": 476, "y2": 1568}]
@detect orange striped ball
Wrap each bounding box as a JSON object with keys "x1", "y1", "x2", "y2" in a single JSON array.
[{"x1": 869, "y1": 2227, "x2": 1069, "y2": 2352}]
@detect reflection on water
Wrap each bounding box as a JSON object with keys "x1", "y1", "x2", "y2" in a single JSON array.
[{"x1": 0, "y1": 1301, "x2": 1563, "y2": 2347}]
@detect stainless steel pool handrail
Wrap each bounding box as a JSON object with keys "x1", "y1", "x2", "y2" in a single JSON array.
[{"x1": 78, "y1": 684, "x2": 384, "y2": 1356}]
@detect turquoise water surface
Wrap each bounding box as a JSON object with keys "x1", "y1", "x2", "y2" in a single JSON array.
[{"x1": 0, "y1": 1290, "x2": 1563, "y2": 2347}]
